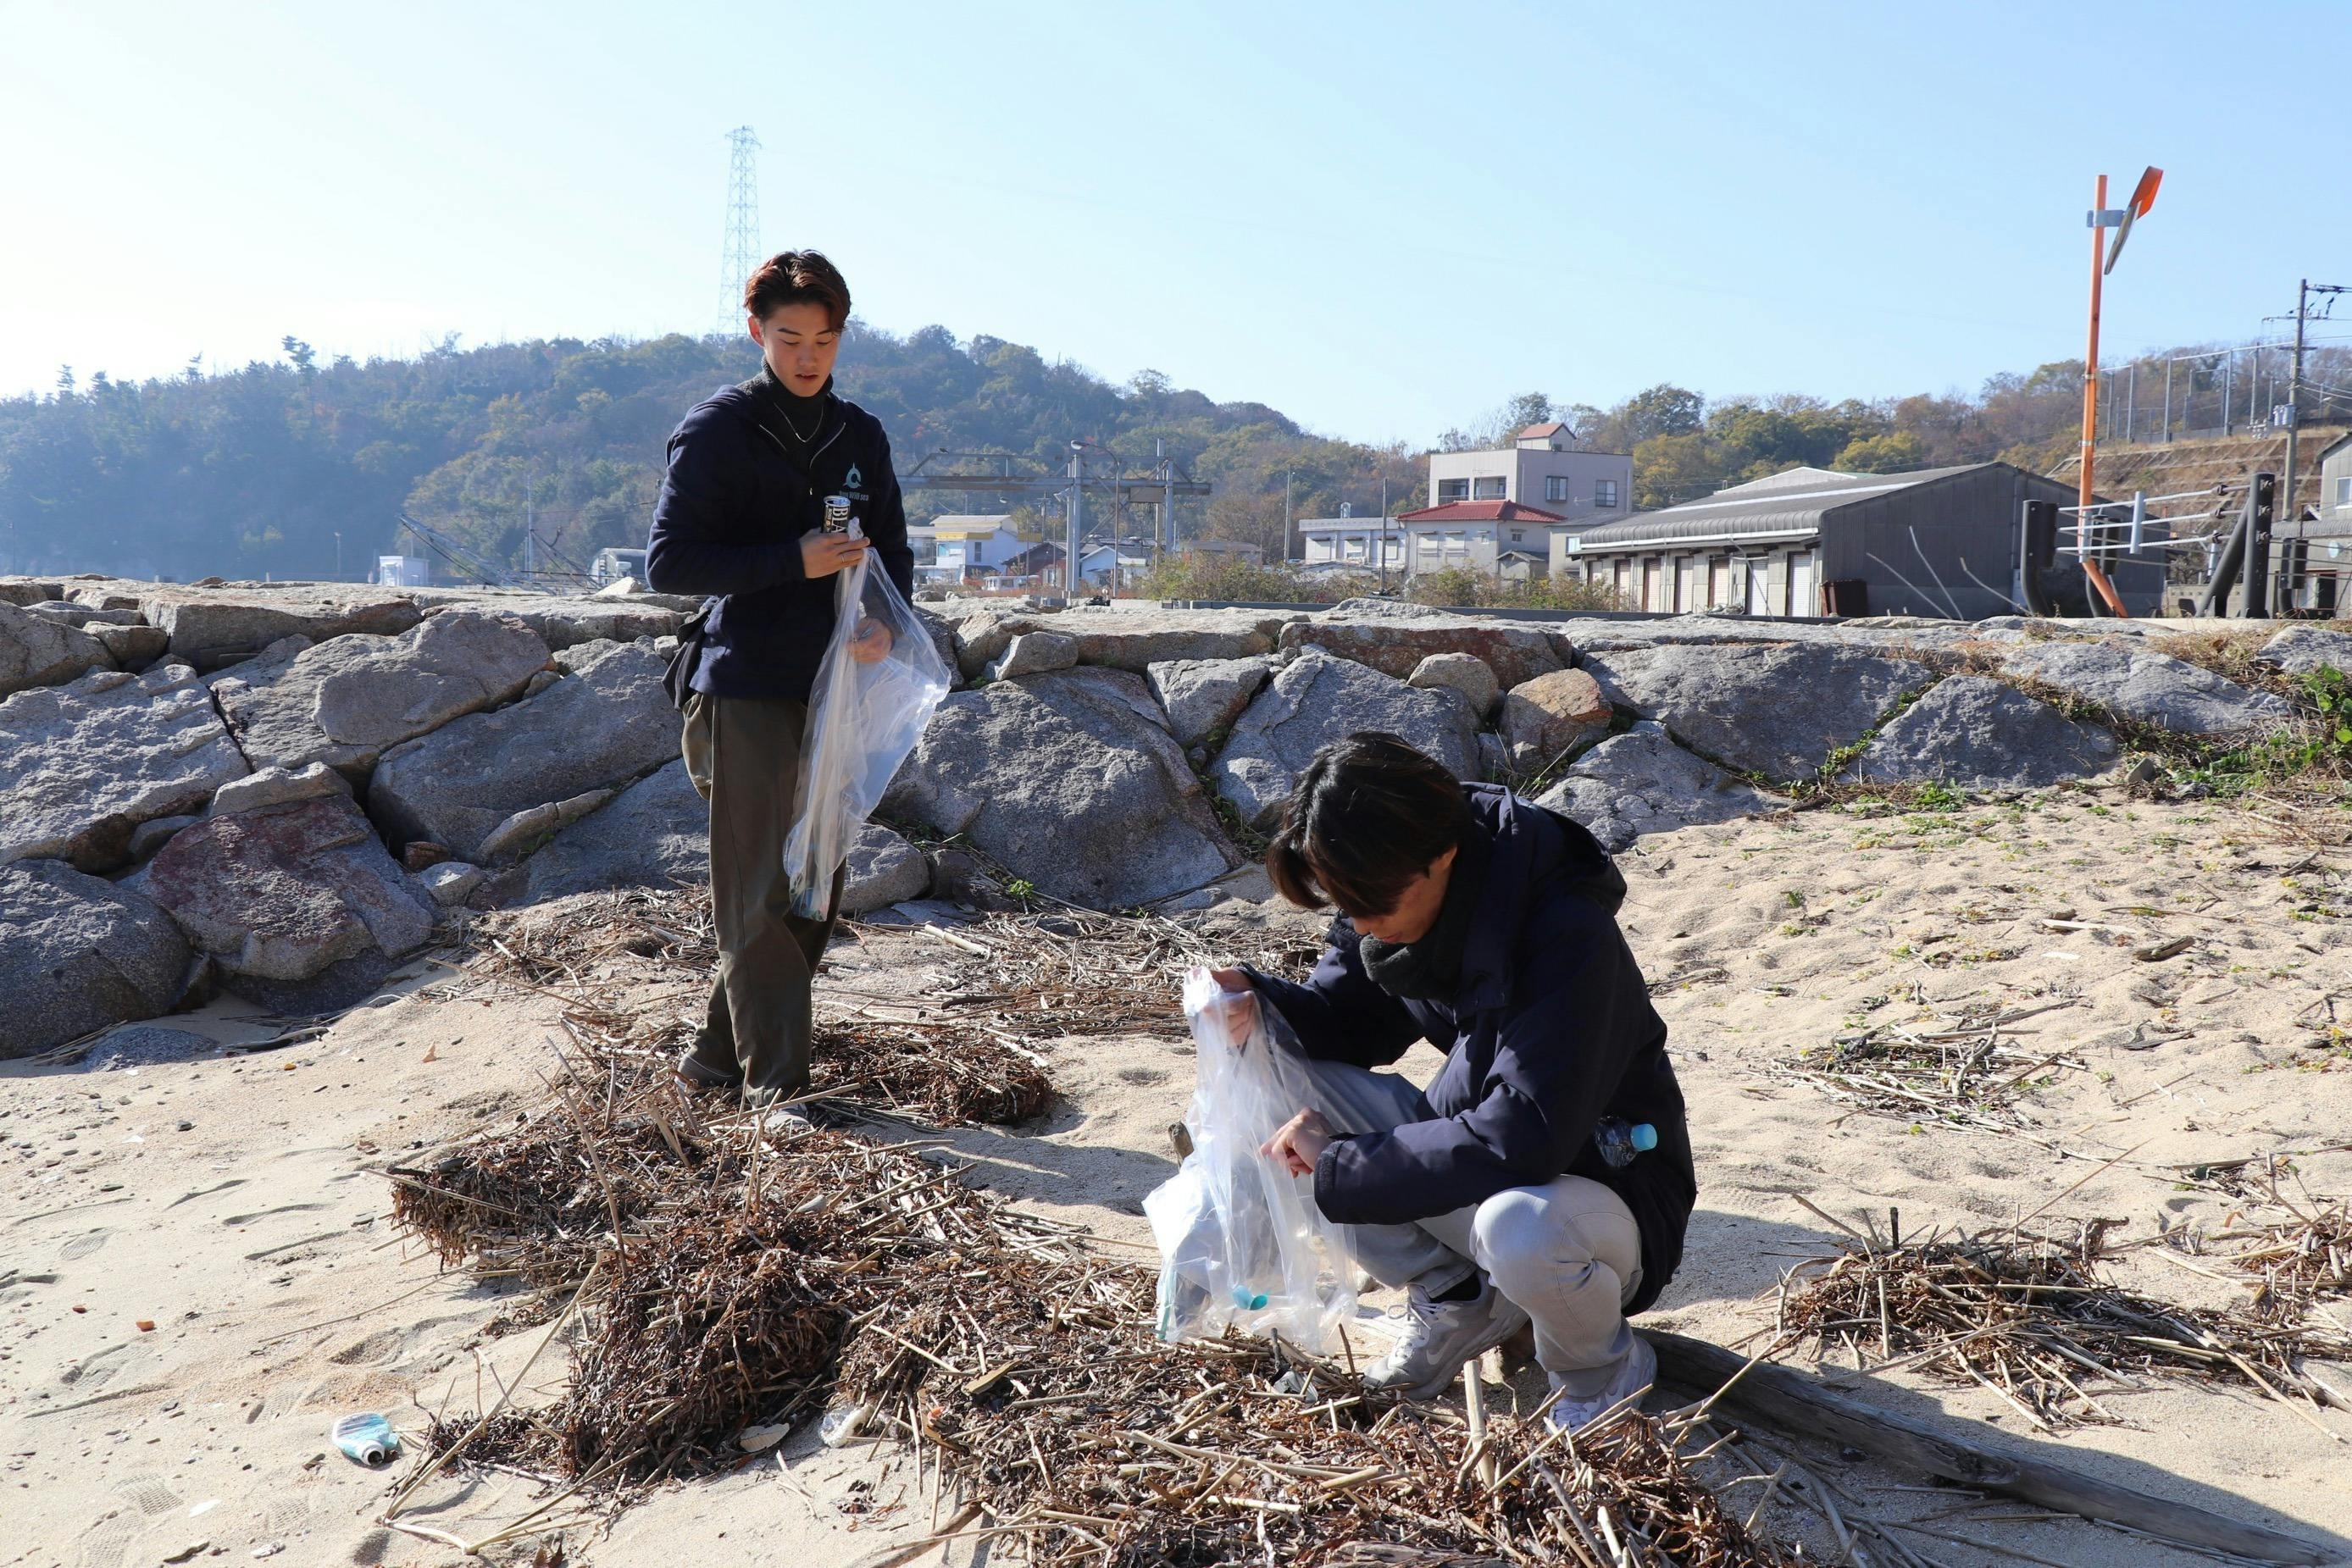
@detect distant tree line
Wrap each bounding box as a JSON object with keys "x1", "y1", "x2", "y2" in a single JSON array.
[{"x1": 4, "y1": 324, "x2": 2344, "y2": 582}]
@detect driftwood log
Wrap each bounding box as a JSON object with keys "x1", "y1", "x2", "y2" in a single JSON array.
[{"x1": 1649, "y1": 1330, "x2": 2346, "y2": 1566}]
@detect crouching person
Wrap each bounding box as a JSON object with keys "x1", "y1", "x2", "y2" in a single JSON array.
[{"x1": 1212, "y1": 733, "x2": 1695, "y2": 1433}]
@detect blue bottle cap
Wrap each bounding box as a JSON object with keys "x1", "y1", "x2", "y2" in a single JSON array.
[{"x1": 1630, "y1": 1122, "x2": 1658, "y2": 1152}]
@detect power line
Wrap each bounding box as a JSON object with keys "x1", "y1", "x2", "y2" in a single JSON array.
[{"x1": 718, "y1": 127, "x2": 761, "y2": 335}]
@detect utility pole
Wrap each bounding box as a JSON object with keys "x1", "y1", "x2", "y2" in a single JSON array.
[
  {"x1": 1066, "y1": 440, "x2": 1085, "y2": 600},
  {"x1": 1284, "y1": 469, "x2": 1295, "y2": 566},
  {"x1": 1378, "y1": 475, "x2": 1390, "y2": 592},
  {"x1": 2283, "y1": 277, "x2": 2308, "y2": 534}
]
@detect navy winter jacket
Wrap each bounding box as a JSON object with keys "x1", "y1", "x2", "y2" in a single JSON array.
[
  {"x1": 645, "y1": 382, "x2": 914, "y2": 702},
  {"x1": 1242, "y1": 784, "x2": 1696, "y2": 1315}
]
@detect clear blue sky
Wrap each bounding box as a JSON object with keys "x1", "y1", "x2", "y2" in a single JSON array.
[{"x1": 3, "y1": 0, "x2": 2340, "y2": 446}]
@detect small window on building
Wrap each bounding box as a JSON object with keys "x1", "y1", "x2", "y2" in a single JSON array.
[
  {"x1": 1544, "y1": 475, "x2": 1569, "y2": 502},
  {"x1": 1510, "y1": 529, "x2": 1525, "y2": 542},
  {"x1": 1345, "y1": 538, "x2": 1366, "y2": 560},
  {"x1": 1595, "y1": 479, "x2": 1620, "y2": 508},
  {"x1": 1473, "y1": 476, "x2": 1506, "y2": 500},
  {"x1": 2338, "y1": 476, "x2": 2352, "y2": 507},
  {"x1": 1438, "y1": 478, "x2": 1470, "y2": 502}
]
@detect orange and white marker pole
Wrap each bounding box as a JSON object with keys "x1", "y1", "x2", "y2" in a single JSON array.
[{"x1": 2079, "y1": 174, "x2": 2132, "y2": 618}]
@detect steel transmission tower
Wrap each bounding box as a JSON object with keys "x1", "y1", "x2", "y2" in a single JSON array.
[{"x1": 718, "y1": 126, "x2": 762, "y2": 334}]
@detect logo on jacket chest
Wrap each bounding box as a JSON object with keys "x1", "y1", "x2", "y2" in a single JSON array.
[{"x1": 839, "y1": 463, "x2": 868, "y2": 501}]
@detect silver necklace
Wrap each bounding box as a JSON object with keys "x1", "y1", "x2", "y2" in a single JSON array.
[{"x1": 775, "y1": 396, "x2": 820, "y2": 443}]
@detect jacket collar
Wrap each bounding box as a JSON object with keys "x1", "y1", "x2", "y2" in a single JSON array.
[{"x1": 1453, "y1": 784, "x2": 1530, "y2": 1013}]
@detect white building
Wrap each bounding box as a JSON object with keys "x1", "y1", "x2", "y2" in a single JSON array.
[
  {"x1": 1297, "y1": 507, "x2": 1406, "y2": 574},
  {"x1": 1427, "y1": 424, "x2": 1633, "y2": 562},
  {"x1": 1391, "y1": 499, "x2": 1566, "y2": 579},
  {"x1": 923, "y1": 515, "x2": 1030, "y2": 582}
]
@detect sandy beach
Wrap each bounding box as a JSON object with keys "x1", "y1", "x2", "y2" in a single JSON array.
[{"x1": 6, "y1": 778, "x2": 2350, "y2": 1566}]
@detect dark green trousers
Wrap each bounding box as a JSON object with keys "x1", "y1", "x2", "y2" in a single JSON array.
[{"x1": 679, "y1": 693, "x2": 844, "y2": 1099}]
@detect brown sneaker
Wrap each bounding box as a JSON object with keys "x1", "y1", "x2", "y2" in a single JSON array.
[{"x1": 674, "y1": 1050, "x2": 742, "y2": 1100}]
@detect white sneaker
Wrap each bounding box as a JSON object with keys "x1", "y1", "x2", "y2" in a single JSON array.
[
  {"x1": 1545, "y1": 1334, "x2": 1656, "y2": 1435},
  {"x1": 1362, "y1": 1276, "x2": 1531, "y2": 1402}
]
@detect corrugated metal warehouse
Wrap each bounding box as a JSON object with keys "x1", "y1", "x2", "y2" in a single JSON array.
[{"x1": 1560, "y1": 462, "x2": 2165, "y2": 618}]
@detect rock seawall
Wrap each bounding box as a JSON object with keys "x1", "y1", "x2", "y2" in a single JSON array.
[{"x1": 0, "y1": 574, "x2": 2311, "y2": 1054}]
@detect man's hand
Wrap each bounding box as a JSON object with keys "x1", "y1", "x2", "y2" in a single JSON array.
[
  {"x1": 1206, "y1": 967, "x2": 1257, "y2": 1041},
  {"x1": 802, "y1": 530, "x2": 870, "y2": 579},
  {"x1": 1262, "y1": 1106, "x2": 1335, "y2": 1178},
  {"x1": 847, "y1": 616, "x2": 892, "y2": 664}
]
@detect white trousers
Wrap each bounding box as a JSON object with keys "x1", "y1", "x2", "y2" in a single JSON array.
[{"x1": 1271, "y1": 1047, "x2": 1645, "y2": 1397}]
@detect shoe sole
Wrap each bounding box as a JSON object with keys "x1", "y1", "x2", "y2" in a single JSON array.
[{"x1": 1369, "y1": 1299, "x2": 1535, "y2": 1403}]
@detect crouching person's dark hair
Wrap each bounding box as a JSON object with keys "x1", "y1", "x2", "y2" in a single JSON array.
[{"x1": 1267, "y1": 732, "x2": 1469, "y2": 917}]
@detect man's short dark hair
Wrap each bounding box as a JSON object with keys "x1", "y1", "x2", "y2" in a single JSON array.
[
  {"x1": 744, "y1": 251, "x2": 851, "y2": 330},
  {"x1": 1267, "y1": 733, "x2": 1468, "y2": 917}
]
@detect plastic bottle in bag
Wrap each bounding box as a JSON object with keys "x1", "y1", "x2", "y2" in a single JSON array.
[
  {"x1": 1144, "y1": 970, "x2": 1357, "y2": 1354},
  {"x1": 1594, "y1": 1116, "x2": 1657, "y2": 1168},
  {"x1": 780, "y1": 511, "x2": 951, "y2": 918}
]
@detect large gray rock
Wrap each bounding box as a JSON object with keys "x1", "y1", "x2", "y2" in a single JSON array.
[
  {"x1": 0, "y1": 601, "x2": 114, "y2": 696},
  {"x1": 953, "y1": 610, "x2": 1295, "y2": 682},
  {"x1": 139, "y1": 589, "x2": 423, "y2": 669},
  {"x1": 2253, "y1": 624, "x2": 2352, "y2": 679},
  {"x1": 1846, "y1": 677, "x2": 2119, "y2": 789},
  {"x1": 19, "y1": 601, "x2": 146, "y2": 629},
  {"x1": 476, "y1": 789, "x2": 616, "y2": 867},
  {"x1": 0, "y1": 663, "x2": 250, "y2": 872},
  {"x1": 1406, "y1": 651, "x2": 1500, "y2": 720},
  {"x1": 210, "y1": 761, "x2": 352, "y2": 817},
  {"x1": 1147, "y1": 657, "x2": 1273, "y2": 747},
  {"x1": 412, "y1": 594, "x2": 688, "y2": 651},
  {"x1": 883, "y1": 668, "x2": 1240, "y2": 909},
  {"x1": 367, "y1": 639, "x2": 676, "y2": 862},
  {"x1": 986, "y1": 630, "x2": 1079, "y2": 681},
  {"x1": 1322, "y1": 597, "x2": 1454, "y2": 620},
  {"x1": 1999, "y1": 639, "x2": 2292, "y2": 740},
  {"x1": 1580, "y1": 642, "x2": 1933, "y2": 781},
  {"x1": 1278, "y1": 617, "x2": 1564, "y2": 689},
  {"x1": 512, "y1": 758, "x2": 706, "y2": 904},
  {"x1": 0, "y1": 580, "x2": 64, "y2": 607},
  {"x1": 841, "y1": 823, "x2": 930, "y2": 915},
  {"x1": 142, "y1": 795, "x2": 435, "y2": 1013},
  {"x1": 89, "y1": 623, "x2": 170, "y2": 669},
  {"x1": 0, "y1": 860, "x2": 191, "y2": 1057},
  {"x1": 1211, "y1": 651, "x2": 1480, "y2": 830},
  {"x1": 1535, "y1": 722, "x2": 1789, "y2": 853},
  {"x1": 1499, "y1": 668, "x2": 1612, "y2": 772},
  {"x1": 208, "y1": 610, "x2": 552, "y2": 778}
]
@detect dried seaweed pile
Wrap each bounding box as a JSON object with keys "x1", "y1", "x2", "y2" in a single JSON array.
[
  {"x1": 1778, "y1": 1227, "x2": 2352, "y2": 1431},
  {"x1": 391, "y1": 1042, "x2": 1793, "y2": 1562},
  {"x1": 810, "y1": 1021, "x2": 1052, "y2": 1124},
  {"x1": 1784, "y1": 1011, "x2": 2080, "y2": 1135},
  {"x1": 911, "y1": 909, "x2": 1212, "y2": 1039},
  {"x1": 2215, "y1": 1199, "x2": 2352, "y2": 1325}
]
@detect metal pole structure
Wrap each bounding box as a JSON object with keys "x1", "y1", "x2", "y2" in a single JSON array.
[
  {"x1": 2077, "y1": 174, "x2": 2130, "y2": 617},
  {"x1": 1378, "y1": 475, "x2": 1390, "y2": 593},
  {"x1": 2125, "y1": 363, "x2": 2135, "y2": 444},
  {"x1": 1066, "y1": 443, "x2": 1084, "y2": 600},
  {"x1": 2283, "y1": 278, "x2": 2308, "y2": 534},
  {"x1": 2223, "y1": 347, "x2": 2234, "y2": 435},
  {"x1": 2163, "y1": 357, "x2": 2173, "y2": 442},
  {"x1": 1289, "y1": 472, "x2": 1307, "y2": 571}
]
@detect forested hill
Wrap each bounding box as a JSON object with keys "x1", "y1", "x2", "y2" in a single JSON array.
[
  {"x1": 7, "y1": 321, "x2": 2340, "y2": 584},
  {"x1": 0, "y1": 326, "x2": 1418, "y2": 584}
]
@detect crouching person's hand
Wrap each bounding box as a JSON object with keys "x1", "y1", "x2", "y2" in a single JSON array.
[
  {"x1": 1207, "y1": 967, "x2": 1258, "y2": 1040},
  {"x1": 1262, "y1": 1107, "x2": 1334, "y2": 1178}
]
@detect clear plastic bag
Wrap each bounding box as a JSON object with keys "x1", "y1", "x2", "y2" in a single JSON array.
[
  {"x1": 782, "y1": 519, "x2": 951, "y2": 919},
  {"x1": 1145, "y1": 969, "x2": 1358, "y2": 1355}
]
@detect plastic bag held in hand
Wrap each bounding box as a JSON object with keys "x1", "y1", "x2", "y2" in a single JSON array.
[
  {"x1": 781, "y1": 507, "x2": 951, "y2": 919},
  {"x1": 1144, "y1": 969, "x2": 1358, "y2": 1355}
]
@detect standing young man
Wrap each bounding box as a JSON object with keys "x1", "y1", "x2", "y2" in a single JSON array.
[{"x1": 646, "y1": 250, "x2": 914, "y2": 1109}]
